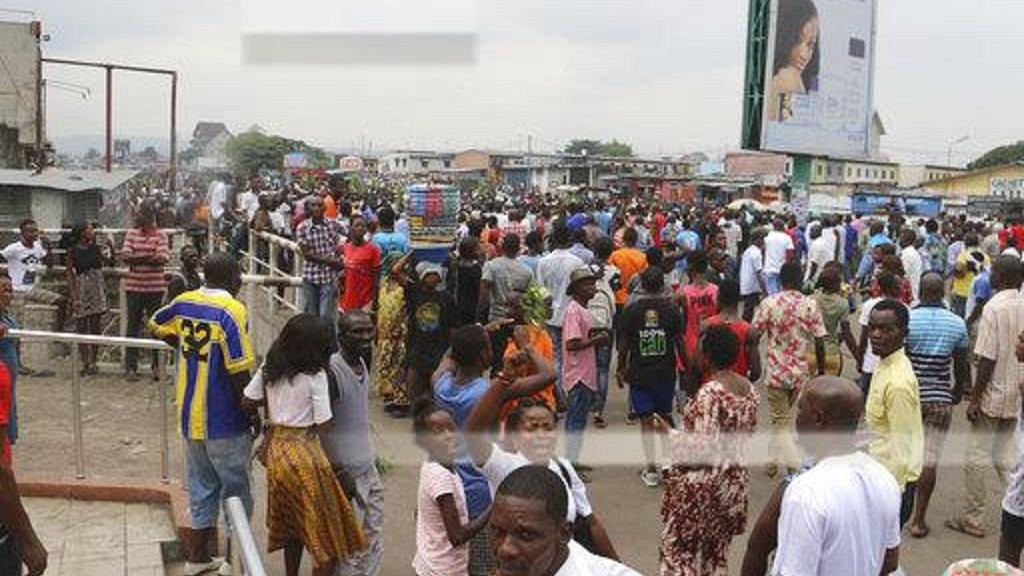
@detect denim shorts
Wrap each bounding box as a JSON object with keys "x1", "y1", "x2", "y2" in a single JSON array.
[
  {"x1": 631, "y1": 382, "x2": 675, "y2": 417},
  {"x1": 186, "y1": 435, "x2": 254, "y2": 530}
]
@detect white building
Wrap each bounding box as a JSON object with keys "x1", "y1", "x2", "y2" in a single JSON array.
[{"x1": 379, "y1": 150, "x2": 454, "y2": 175}]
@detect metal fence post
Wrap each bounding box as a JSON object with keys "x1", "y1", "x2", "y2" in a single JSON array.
[
  {"x1": 71, "y1": 345, "x2": 85, "y2": 479},
  {"x1": 159, "y1": 349, "x2": 170, "y2": 484},
  {"x1": 269, "y1": 242, "x2": 279, "y2": 315},
  {"x1": 247, "y1": 228, "x2": 256, "y2": 274}
]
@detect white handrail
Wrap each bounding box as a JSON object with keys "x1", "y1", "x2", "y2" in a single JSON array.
[{"x1": 227, "y1": 496, "x2": 268, "y2": 576}]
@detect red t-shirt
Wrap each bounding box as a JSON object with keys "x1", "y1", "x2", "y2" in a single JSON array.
[
  {"x1": 706, "y1": 315, "x2": 751, "y2": 378},
  {"x1": 682, "y1": 283, "x2": 719, "y2": 360},
  {"x1": 0, "y1": 362, "x2": 11, "y2": 468},
  {"x1": 340, "y1": 241, "x2": 381, "y2": 311}
]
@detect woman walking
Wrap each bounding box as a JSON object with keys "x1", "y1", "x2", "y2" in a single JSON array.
[
  {"x1": 66, "y1": 223, "x2": 109, "y2": 375},
  {"x1": 244, "y1": 314, "x2": 365, "y2": 576},
  {"x1": 660, "y1": 325, "x2": 758, "y2": 575},
  {"x1": 374, "y1": 251, "x2": 410, "y2": 415},
  {"x1": 808, "y1": 263, "x2": 860, "y2": 376}
]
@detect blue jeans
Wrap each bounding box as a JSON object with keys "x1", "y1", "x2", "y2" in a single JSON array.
[
  {"x1": 564, "y1": 384, "x2": 595, "y2": 464},
  {"x1": 186, "y1": 435, "x2": 254, "y2": 531},
  {"x1": 302, "y1": 280, "x2": 339, "y2": 345},
  {"x1": 766, "y1": 272, "x2": 782, "y2": 295},
  {"x1": 593, "y1": 343, "x2": 612, "y2": 414}
]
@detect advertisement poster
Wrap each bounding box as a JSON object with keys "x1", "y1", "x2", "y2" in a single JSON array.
[{"x1": 761, "y1": 0, "x2": 877, "y2": 158}]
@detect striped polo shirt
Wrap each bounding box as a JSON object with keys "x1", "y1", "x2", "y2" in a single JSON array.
[
  {"x1": 121, "y1": 228, "x2": 169, "y2": 293},
  {"x1": 906, "y1": 303, "x2": 969, "y2": 404}
]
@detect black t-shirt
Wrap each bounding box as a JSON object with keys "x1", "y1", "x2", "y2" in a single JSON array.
[
  {"x1": 70, "y1": 243, "x2": 102, "y2": 274},
  {"x1": 405, "y1": 286, "x2": 454, "y2": 371},
  {"x1": 449, "y1": 260, "x2": 482, "y2": 327},
  {"x1": 617, "y1": 297, "x2": 683, "y2": 387}
]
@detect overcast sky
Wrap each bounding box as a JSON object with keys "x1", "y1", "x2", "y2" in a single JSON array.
[{"x1": 21, "y1": 0, "x2": 1024, "y2": 164}]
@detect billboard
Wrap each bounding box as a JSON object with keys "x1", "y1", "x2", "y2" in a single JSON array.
[{"x1": 759, "y1": 0, "x2": 877, "y2": 158}]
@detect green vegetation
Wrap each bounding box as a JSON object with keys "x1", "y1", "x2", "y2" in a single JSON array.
[
  {"x1": 969, "y1": 141, "x2": 1024, "y2": 170},
  {"x1": 563, "y1": 138, "x2": 634, "y2": 158},
  {"x1": 224, "y1": 131, "x2": 334, "y2": 176}
]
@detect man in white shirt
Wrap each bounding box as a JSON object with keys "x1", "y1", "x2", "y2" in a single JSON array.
[
  {"x1": 805, "y1": 224, "x2": 833, "y2": 286},
  {"x1": 739, "y1": 231, "x2": 767, "y2": 322},
  {"x1": 899, "y1": 228, "x2": 923, "y2": 303},
  {"x1": 536, "y1": 222, "x2": 584, "y2": 392},
  {"x1": 489, "y1": 466, "x2": 640, "y2": 576},
  {"x1": 235, "y1": 187, "x2": 259, "y2": 223},
  {"x1": 764, "y1": 218, "x2": 794, "y2": 295},
  {"x1": 772, "y1": 376, "x2": 901, "y2": 576}
]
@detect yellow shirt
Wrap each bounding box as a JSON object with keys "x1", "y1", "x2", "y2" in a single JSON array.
[
  {"x1": 951, "y1": 250, "x2": 988, "y2": 297},
  {"x1": 866, "y1": 348, "x2": 924, "y2": 488}
]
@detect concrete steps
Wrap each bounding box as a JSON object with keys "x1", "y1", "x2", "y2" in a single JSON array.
[{"x1": 23, "y1": 497, "x2": 180, "y2": 575}]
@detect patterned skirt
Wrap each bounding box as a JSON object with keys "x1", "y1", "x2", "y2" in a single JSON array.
[
  {"x1": 75, "y1": 268, "x2": 108, "y2": 318},
  {"x1": 373, "y1": 280, "x2": 409, "y2": 407},
  {"x1": 265, "y1": 426, "x2": 367, "y2": 566}
]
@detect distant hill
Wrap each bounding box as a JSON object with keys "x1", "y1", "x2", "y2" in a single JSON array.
[{"x1": 51, "y1": 134, "x2": 173, "y2": 157}]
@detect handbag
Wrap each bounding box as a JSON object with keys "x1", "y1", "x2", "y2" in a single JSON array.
[{"x1": 554, "y1": 461, "x2": 598, "y2": 554}]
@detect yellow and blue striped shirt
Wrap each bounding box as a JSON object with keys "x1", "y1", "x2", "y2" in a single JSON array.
[{"x1": 150, "y1": 288, "x2": 255, "y2": 440}]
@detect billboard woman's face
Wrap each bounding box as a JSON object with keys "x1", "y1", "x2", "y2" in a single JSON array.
[{"x1": 788, "y1": 16, "x2": 819, "y2": 72}]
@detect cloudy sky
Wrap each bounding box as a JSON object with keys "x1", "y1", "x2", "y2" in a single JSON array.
[{"x1": 21, "y1": 0, "x2": 1024, "y2": 164}]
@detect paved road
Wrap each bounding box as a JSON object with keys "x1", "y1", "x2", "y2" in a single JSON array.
[{"x1": 14, "y1": 365, "x2": 1011, "y2": 575}]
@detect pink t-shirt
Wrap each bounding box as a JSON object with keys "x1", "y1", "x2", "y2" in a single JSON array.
[
  {"x1": 562, "y1": 299, "x2": 597, "y2": 391},
  {"x1": 413, "y1": 460, "x2": 469, "y2": 576},
  {"x1": 682, "y1": 283, "x2": 719, "y2": 361}
]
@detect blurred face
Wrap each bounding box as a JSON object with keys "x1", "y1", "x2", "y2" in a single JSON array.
[
  {"x1": 573, "y1": 278, "x2": 597, "y2": 303},
  {"x1": 421, "y1": 272, "x2": 442, "y2": 292},
  {"x1": 788, "y1": 17, "x2": 819, "y2": 72},
  {"x1": 512, "y1": 407, "x2": 558, "y2": 462},
  {"x1": 868, "y1": 309, "x2": 904, "y2": 359},
  {"x1": 349, "y1": 218, "x2": 367, "y2": 244},
  {"x1": 81, "y1": 225, "x2": 95, "y2": 243},
  {"x1": 490, "y1": 495, "x2": 568, "y2": 576},
  {"x1": 419, "y1": 410, "x2": 458, "y2": 464},
  {"x1": 308, "y1": 197, "x2": 325, "y2": 220},
  {"x1": 181, "y1": 247, "x2": 199, "y2": 269},
  {"x1": 340, "y1": 314, "x2": 374, "y2": 358},
  {"x1": 20, "y1": 222, "x2": 38, "y2": 245},
  {"x1": 0, "y1": 278, "x2": 12, "y2": 309}
]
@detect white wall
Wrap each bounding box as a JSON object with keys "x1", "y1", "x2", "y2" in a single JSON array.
[{"x1": 0, "y1": 22, "x2": 39, "y2": 146}]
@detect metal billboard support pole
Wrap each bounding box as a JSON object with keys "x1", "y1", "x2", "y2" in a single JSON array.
[
  {"x1": 105, "y1": 65, "x2": 112, "y2": 173},
  {"x1": 71, "y1": 345, "x2": 85, "y2": 479}
]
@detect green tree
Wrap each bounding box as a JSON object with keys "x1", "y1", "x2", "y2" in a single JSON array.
[
  {"x1": 562, "y1": 138, "x2": 633, "y2": 157},
  {"x1": 969, "y1": 141, "x2": 1024, "y2": 170},
  {"x1": 225, "y1": 132, "x2": 335, "y2": 176}
]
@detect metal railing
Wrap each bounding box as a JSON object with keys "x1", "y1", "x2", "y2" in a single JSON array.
[
  {"x1": 242, "y1": 228, "x2": 305, "y2": 313},
  {"x1": 9, "y1": 329, "x2": 174, "y2": 481},
  {"x1": 227, "y1": 496, "x2": 268, "y2": 576}
]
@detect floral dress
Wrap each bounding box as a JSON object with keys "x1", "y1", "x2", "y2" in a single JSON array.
[
  {"x1": 373, "y1": 277, "x2": 409, "y2": 408},
  {"x1": 660, "y1": 380, "x2": 758, "y2": 576}
]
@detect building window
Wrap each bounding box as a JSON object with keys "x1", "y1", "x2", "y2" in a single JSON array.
[
  {"x1": 421, "y1": 160, "x2": 429, "y2": 169},
  {"x1": 443, "y1": 160, "x2": 451, "y2": 168},
  {"x1": 847, "y1": 167, "x2": 852, "y2": 177},
  {"x1": 857, "y1": 168, "x2": 862, "y2": 177},
  {"x1": 817, "y1": 165, "x2": 824, "y2": 176}
]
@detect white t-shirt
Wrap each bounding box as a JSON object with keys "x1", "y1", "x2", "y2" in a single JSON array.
[
  {"x1": 243, "y1": 367, "x2": 332, "y2": 427},
  {"x1": 820, "y1": 227, "x2": 838, "y2": 264},
  {"x1": 900, "y1": 246, "x2": 923, "y2": 303},
  {"x1": 772, "y1": 452, "x2": 901, "y2": 576},
  {"x1": 553, "y1": 540, "x2": 642, "y2": 576},
  {"x1": 237, "y1": 190, "x2": 259, "y2": 222},
  {"x1": 480, "y1": 443, "x2": 592, "y2": 522},
  {"x1": 536, "y1": 249, "x2": 585, "y2": 327},
  {"x1": 859, "y1": 298, "x2": 883, "y2": 374},
  {"x1": 806, "y1": 237, "x2": 832, "y2": 283},
  {"x1": 764, "y1": 231, "x2": 794, "y2": 274},
  {"x1": 1, "y1": 240, "x2": 46, "y2": 292},
  {"x1": 740, "y1": 245, "x2": 764, "y2": 296},
  {"x1": 414, "y1": 460, "x2": 469, "y2": 576}
]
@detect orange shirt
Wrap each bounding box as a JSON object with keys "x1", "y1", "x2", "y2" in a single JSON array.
[
  {"x1": 323, "y1": 195, "x2": 339, "y2": 219},
  {"x1": 609, "y1": 247, "x2": 648, "y2": 305},
  {"x1": 500, "y1": 325, "x2": 556, "y2": 420}
]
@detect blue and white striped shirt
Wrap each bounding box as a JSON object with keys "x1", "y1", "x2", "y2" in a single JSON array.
[{"x1": 906, "y1": 304, "x2": 969, "y2": 404}]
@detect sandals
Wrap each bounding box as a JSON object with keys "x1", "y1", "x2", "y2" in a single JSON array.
[{"x1": 945, "y1": 517, "x2": 986, "y2": 538}]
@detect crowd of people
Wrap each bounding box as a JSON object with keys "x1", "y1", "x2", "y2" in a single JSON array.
[{"x1": 4, "y1": 180, "x2": 1024, "y2": 575}]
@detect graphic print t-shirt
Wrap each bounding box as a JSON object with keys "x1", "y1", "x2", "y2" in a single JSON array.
[
  {"x1": 406, "y1": 287, "x2": 453, "y2": 370},
  {"x1": 618, "y1": 298, "x2": 683, "y2": 387},
  {"x1": 1, "y1": 241, "x2": 46, "y2": 292}
]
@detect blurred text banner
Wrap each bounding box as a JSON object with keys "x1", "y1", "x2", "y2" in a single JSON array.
[{"x1": 242, "y1": 0, "x2": 478, "y2": 65}]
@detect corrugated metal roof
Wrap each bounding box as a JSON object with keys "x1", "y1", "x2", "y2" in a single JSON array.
[{"x1": 0, "y1": 169, "x2": 139, "y2": 192}]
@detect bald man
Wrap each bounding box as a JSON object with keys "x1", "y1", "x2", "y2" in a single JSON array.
[
  {"x1": 769, "y1": 377, "x2": 902, "y2": 576},
  {"x1": 905, "y1": 272, "x2": 970, "y2": 539}
]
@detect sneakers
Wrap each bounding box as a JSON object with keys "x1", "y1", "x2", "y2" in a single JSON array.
[
  {"x1": 640, "y1": 469, "x2": 661, "y2": 488},
  {"x1": 184, "y1": 558, "x2": 224, "y2": 576},
  {"x1": 218, "y1": 560, "x2": 233, "y2": 576}
]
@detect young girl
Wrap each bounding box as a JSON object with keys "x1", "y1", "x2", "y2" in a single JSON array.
[
  {"x1": 244, "y1": 314, "x2": 365, "y2": 576},
  {"x1": 660, "y1": 324, "x2": 759, "y2": 576},
  {"x1": 66, "y1": 222, "x2": 111, "y2": 376},
  {"x1": 464, "y1": 335, "x2": 619, "y2": 561},
  {"x1": 677, "y1": 250, "x2": 719, "y2": 393},
  {"x1": 413, "y1": 401, "x2": 490, "y2": 576}
]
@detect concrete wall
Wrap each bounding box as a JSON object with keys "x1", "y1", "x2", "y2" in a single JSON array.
[{"x1": 0, "y1": 22, "x2": 40, "y2": 147}]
